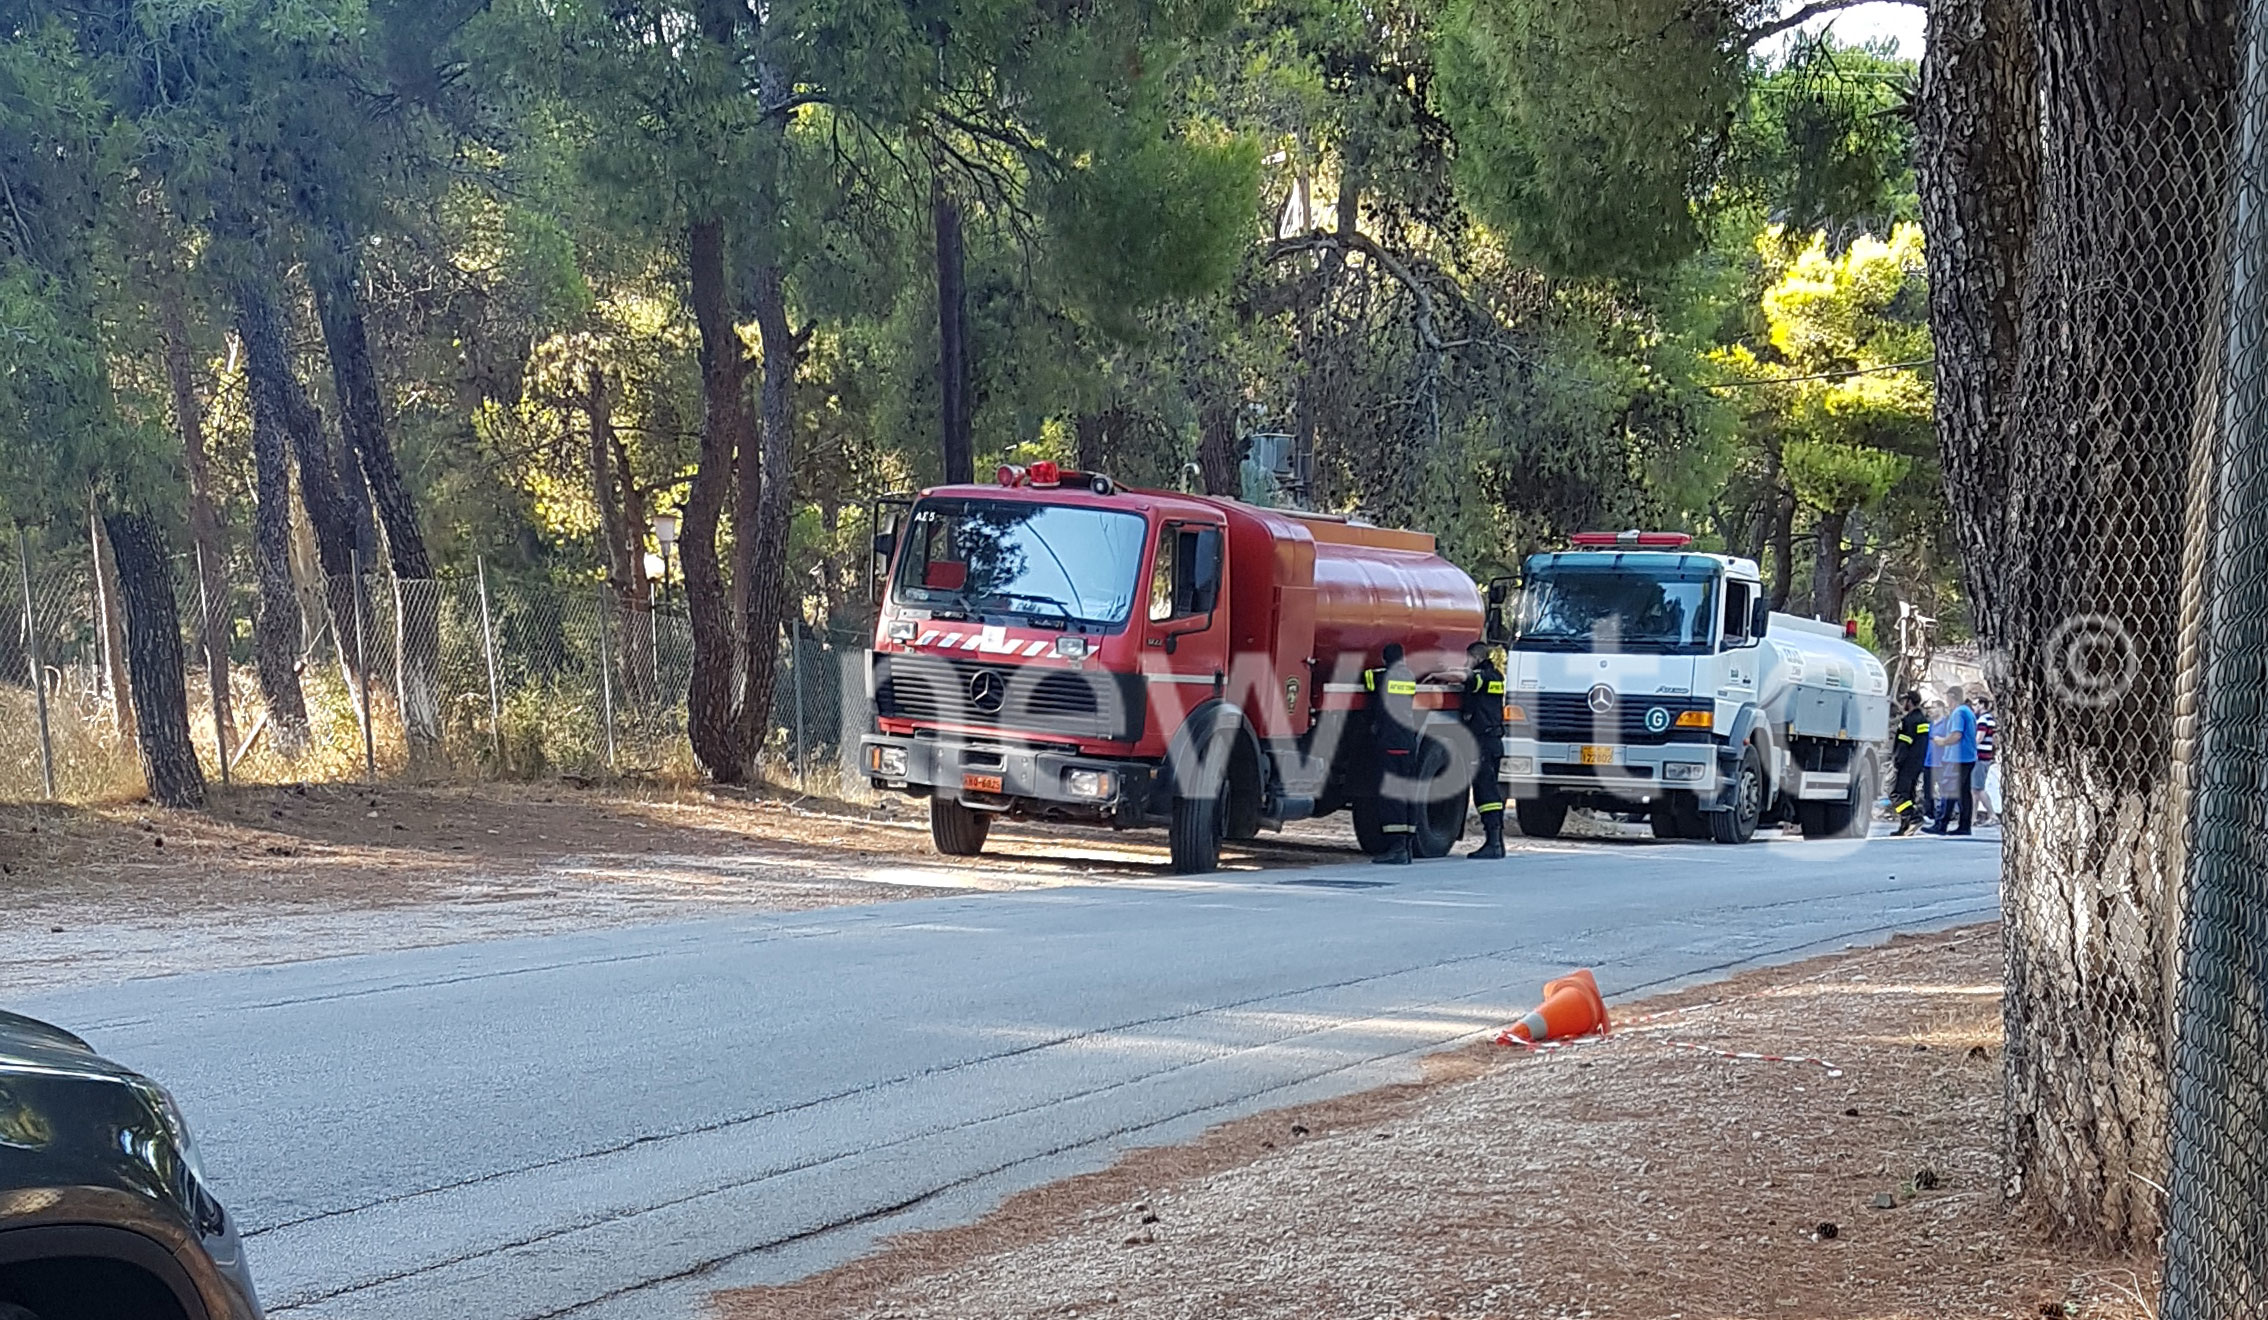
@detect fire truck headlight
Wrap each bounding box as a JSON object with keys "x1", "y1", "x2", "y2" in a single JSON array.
[
  {"x1": 870, "y1": 745, "x2": 909, "y2": 778},
  {"x1": 1054, "y1": 635, "x2": 1090, "y2": 659},
  {"x1": 1663, "y1": 761, "x2": 1706, "y2": 782},
  {"x1": 1063, "y1": 769, "x2": 1115, "y2": 800},
  {"x1": 886, "y1": 619, "x2": 917, "y2": 643},
  {"x1": 1504, "y1": 757, "x2": 1534, "y2": 777}
]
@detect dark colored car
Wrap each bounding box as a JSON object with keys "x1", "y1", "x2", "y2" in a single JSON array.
[{"x1": 0, "y1": 1010, "x2": 261, "y2": 1320}]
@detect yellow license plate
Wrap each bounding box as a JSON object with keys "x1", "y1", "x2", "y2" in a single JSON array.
[
  {"x1": 962, "y1": 772, "x2": 1004, "y2": 794},
  {"x1": 1578, "y1": 745, "x2": 1615, "y2": 766}
]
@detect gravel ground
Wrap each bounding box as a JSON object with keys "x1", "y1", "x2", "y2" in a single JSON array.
[{"x1": 714, "y1": 926, "x2": 2159, "y2": 1320}]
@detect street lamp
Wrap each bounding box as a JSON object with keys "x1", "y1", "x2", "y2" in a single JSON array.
[{"x1": 650, "y1": 511, "x2": 680, "y2": 602}]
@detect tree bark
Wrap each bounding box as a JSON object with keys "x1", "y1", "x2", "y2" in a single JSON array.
[
  {"x1": 1197, "y1": 398, "x2": 1241, "y2": 497},
  {"x1": 589, "y1": 369, "x2": 653, "y2": 704},
  {"x1": 1922, "y1": 0, "x2": 2239, "y2": 1248},
  {"x1": 684, "y1": 216, "x2": 756, "y2": 781},
  {"x1": 1074, "y1": 410, "x2": 1110, "y2": 473},
  {"x1": 160, "y1": 280, "x2": 233, "y2": 755},
  {"x1": 103, "y1": 507, "x2": 206, "y2": 808},
  {"x1": 738, "y1": 262, "x2": 805, "y2": 758},
  {"x1": 935, "y1": 180, "x2": 974, "y2": 485},
  {"x1": 234, "y1": 285, "x2": 312, "y2": 754},
  {"x1": 1811, "y1": 507, "x2": 1849, "y2": 622},
  {"x1": 89, "y1": 499, "x2": 133, "y2": 742},
  {"x1": 1768, "y1": 485, "x2": 1796, "y2": 611},
  {"x1": 312, "y1": 249, "x2": 441, "y2": 755}
]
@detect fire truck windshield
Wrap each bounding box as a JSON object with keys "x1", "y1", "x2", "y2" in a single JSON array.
[
  {"x1": 1515, "y1": 566, "x2": 1719, "y2": 655},
  {"x1": 892, "y1": 498, "x2": 1148, "y2": 628}
]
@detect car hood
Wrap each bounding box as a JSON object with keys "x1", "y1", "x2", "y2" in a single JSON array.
[{"x1": 0, "y1": 1009, "x2": 126, "y2": 1079}]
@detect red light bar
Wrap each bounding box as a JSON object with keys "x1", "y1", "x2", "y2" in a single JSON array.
[
  {"x1": 1028, "y1": 460, "x2": 1062, "y2": 487},
  {"x1": 1845, "y1": 619, "x2": 1860, "y2": 639},
  {"x1": 996, "y1": 464, "x2": 1026, "y2": 487},
  {"x1": 1569, "y1": 530, "x2": 1694, "y2": 550}
]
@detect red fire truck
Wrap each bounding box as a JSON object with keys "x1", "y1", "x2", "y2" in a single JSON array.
[{"x1": 860, "y1": 462, "x2": 1491, "y2": 873}]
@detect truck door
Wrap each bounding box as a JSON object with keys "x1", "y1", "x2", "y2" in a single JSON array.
[
  {"x1": 1144, "y1": 521, "x2": 1229, "y2": 722},
  {"x1": 1719, "y1": 578, "x2": 1761, "y2": 700}
]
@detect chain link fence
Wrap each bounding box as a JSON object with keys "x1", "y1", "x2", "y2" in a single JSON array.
[
  {"x1": 2163, "y1": 1, "x2": 2268, "y2": 1312},
  {"x1": 5, "y1": 542, "x2": 872, "y2": 803}
]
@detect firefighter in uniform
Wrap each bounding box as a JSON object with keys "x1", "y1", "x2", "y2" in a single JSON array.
[
  {"x1": 1891, "y1": 689, "x2": 1930, "y2": 836},
  {"x1": 1462, "y1": 641, "x2": 1508, "y2": 859},
  {"x1": 1365, "y1": 642, "x2": 1421, "y2": 865}
]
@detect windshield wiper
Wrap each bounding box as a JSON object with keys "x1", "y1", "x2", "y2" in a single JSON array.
[{"x1": 984, "y1": 592, "x2": 1074, "y2": 625}]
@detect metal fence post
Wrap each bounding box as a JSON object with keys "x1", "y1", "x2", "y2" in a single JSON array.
[
  {"x1": 194, "y1": 543, "x2": 229, "y2": 787},
  {"x1": 792, "y1": 621, "x2": 807, "y2": 790},
  {"x1": 16, "y1": 529, "x2": 55, "y2": 800},
  {"x1": 352, "y1": 548, "x2": 375, "y2": 783},
  {"x1": 594, "y1": 586, "x2": 618, "y2": 771},
  {"x1": 476, "y1": 556, "x2": 503, "y2": 768},
  {"x1": 390, "y1": 566, "x2": 410, "y2": 749}
]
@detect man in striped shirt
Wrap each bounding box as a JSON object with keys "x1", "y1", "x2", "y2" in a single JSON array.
[{"x1": 1973, "y1": 698, "x2": 1998, "y2": 826}]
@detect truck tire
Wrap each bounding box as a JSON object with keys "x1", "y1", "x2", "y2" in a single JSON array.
[
  {"x1": 1514, "y1": 795, "x2": 1567, "y2": 840},
  {"x1": 1170, "y1": 787, "x2": 1224, "y2": 874},
  {"x1": 1413, "y1": 740, "x2": 1466, "y2": 859},
  {"x1": 1708, "y1": 745, "x2": 1765, "y2": 844},
  {"x1": 1835, "y1": 753, "x2": 1880, "y2": 839},
  {"x1": 1648, "y1": 807, "x2": 1681, "y2": 840},
  {"x1": 1351, "y1": 795, "x2": 1388, "y2": 855},
  {"x1": 930, "y1": 798, "x2": 990, "y2": 856}
]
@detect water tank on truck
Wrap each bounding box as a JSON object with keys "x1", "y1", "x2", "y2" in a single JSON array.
[
  {"x1": 1498, "y1": 531, "x2": 1889, "y2": 844},
  {"x1": 860, "y1": 461, "x2": 1488, "y2": 874}
]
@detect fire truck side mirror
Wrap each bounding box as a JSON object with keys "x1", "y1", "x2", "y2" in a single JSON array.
[
  {"x1": 1751, "y1": 598, "x2": 1772, "y2": 640},
  {"x1": 1190, "y1": 529, "x2": 1223, "y2": 615},
  {"x1": 1484, "y1": 576, "x2": 1517, "y2": 645},
  {"x1": 872, "y1": 530, "x2": 896, "y2": 564}
]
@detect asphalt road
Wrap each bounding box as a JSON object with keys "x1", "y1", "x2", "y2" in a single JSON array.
[{"x1": 20, "y1": 829, "x2": 2000, "y2": 1320}]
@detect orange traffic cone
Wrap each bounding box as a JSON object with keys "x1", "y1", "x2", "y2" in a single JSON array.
[{"x1": 1496, "y1": 968, "x2": 1611, "y2": 1046}]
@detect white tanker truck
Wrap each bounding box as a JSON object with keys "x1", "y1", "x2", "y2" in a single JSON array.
[{"x1": 1497, "y1": 531, "x2": 1890, "y2": 844}]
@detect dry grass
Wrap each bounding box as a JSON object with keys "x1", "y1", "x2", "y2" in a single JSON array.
[{"x1": 712, "y1": 928, "x2": 2158, "y2": 1320}]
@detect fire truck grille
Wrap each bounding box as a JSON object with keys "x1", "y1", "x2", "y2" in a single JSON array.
[
  {"x1": 1529, "y1": 693, "x2": 1715, "y2": 745},
  {"x1": 875, "y1": 655, "x2": 1146, "y2": 741}
]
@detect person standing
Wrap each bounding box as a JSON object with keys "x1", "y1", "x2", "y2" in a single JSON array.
[
  {"x1": 1925, "y1": 685, "x2": 1979, "y2": 835},
  {"x1": 1890, "y1": 690, "x2": 1930, "y2": 835},
  {"x1": 1972, "y1": 698, "x2": 1998, "y2": 826},
  {"x1": 1366, "y1": 642, "x2": 1421, "y2": 865},
  {"x1": 1461, "y1": 640, "x2": 1508, "y2": 859}
]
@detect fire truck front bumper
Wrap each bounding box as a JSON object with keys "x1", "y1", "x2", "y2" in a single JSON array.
[{"x1": 861, "y1": 735, "x2": 1155, "y2": 826}]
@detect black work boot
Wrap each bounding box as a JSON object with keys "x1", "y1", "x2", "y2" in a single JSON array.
[
  {"x1": 1468, "y1": 818, "x2": 1506, "y2": 860},
  {"x1": 1373, "y1": 834, "x2": 1413, "y2": 865}
]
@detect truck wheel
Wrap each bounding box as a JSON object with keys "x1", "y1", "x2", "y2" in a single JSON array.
[
  {"x1": 1514, "y1": 795, "x2": 1567, "y2": 840},
  {"x1": 1708, "y1": 745, "x2": 1765, "y2": 844},
  {"x1": 930, "y1": 798, "x2": 990, "y2": 856},
  {"x1": 1413, "y1": 741, "x2": 1466, "y2": 859},
  {"x1": 1170, "y1": 787, "x2": 1224, "y2": 874},
  {"x1": 1225, "y1": 739, "x2": 1264, "y2": 842},
  {"x1": 1838, "y1": 754, "x2": 1880, "y2": 839},
  {"x1": 1351, "y1": 795, "x2": 1388, "y2": 855}
]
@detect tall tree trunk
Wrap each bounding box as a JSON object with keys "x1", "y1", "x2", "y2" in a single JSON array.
[
  {"x1": 739, "y1": 262, "x2": 805, "y2": 757},
  {"x1": 103, "y1": 507, "x2": 206, "y2": 808},
  {"x1": 934, "y1": 180, "x2": 974, "y2": 485},
  {"x1": 1811, "y1": 508, "x2": 1848, "y2": 622},
  {"x1": 312, "y1": 250, "x2": 441, "y2": 754},
  {"x1": 1768, "y1": 486, "x2": 1795, "y2": 611},
  {"x1": 589, "y1": 369, "x2": 653, "y2": 705},
  {"x1": 1197, "y1": 399, "x2": 1241, "y2": 497},
  {"x1": 1074, "y1": 410, "x2": 1109, "y2": 473},
  {"x1": 161, "y1": 280, "x2": 233, "y2": 755},
  {"x1": 241, "y1": 283, "x2": 366, "y2": 705},
  {"x1": 89, "y1": 499, "x2": 133, "y2": 742},
  {"x1": 234, "y1": 285, "x2": 312, "y2": 754},
  {"x1": 1927, "y1": 0, "x2": 2239, "y2": 1248},
  {"x1": 684, "y1": 217, "x2": 755, "y2": 781}
]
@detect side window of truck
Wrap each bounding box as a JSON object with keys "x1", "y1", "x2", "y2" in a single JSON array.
[
  {"x1": 1723, "y1": 581, "x2": 1753, "y2": 647},
  {"x1": 1149, "y1": 525, "x2": 1223, "y2": 623}
]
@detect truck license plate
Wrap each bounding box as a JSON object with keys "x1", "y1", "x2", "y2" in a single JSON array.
[
  {"x1": 962, "y1": 772, "x2": 1004, "y2": 794},
  {"x1": 1578, "y1": 745, "x2": 1615, "y2": 766}
]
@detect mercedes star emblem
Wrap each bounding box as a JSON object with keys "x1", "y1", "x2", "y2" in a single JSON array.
[
  {"x1": 967, "y1": 669, "x2": 1008, "y2": 715},
  {"x1": 1587, "y1": 684, "x2": 1617, "y2": 715}
]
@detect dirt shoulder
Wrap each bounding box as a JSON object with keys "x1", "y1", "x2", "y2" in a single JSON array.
[
  {"x1": 0, "y1": 780, "x2": 1410, "y2": 993},
  {"x1": 712, "y1": 926, "x2": 2156, "y2": 1320}
]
